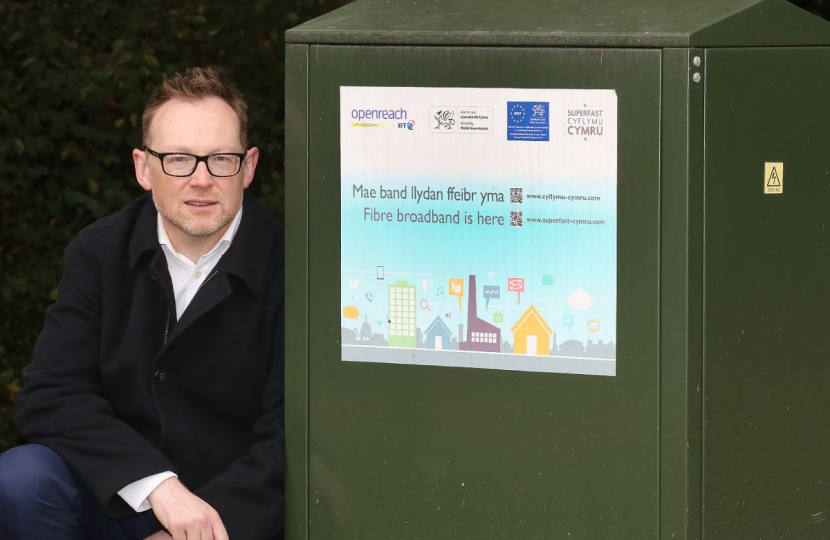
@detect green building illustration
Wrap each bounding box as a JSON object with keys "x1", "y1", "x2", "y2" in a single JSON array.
[{"x1": 388, "y1": 280, "x2": 417, "y2": 348}]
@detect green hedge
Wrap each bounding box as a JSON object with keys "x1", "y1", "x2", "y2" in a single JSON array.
[
  {"x1": 0, "y1": 0, "x2": 351, "y2": 451},
  {"x1": 796, "y1": 0, "x2": 830, "y2": 18}
]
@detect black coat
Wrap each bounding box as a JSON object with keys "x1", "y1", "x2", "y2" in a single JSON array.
[{"x1": 15, "y1": 193, "x2": 285, "y2": 540}]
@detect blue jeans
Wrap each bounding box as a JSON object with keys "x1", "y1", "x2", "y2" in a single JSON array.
[{"x1": 0, "y1": 444, "x2": 162, "y2": 540}]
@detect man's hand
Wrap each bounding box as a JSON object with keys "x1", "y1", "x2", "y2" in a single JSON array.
[{"x1": 147, "y1": 477, "x2": 228, "y2": 540}]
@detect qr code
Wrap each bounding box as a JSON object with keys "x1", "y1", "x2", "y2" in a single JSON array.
[
  {"x1": 510, "y1": 210, "x2": 523, "y2": 228},
  {"x1": 510, "y1": 187, "x2": 523, "y2": 204}
]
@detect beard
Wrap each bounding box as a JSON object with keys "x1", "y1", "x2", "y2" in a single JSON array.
[{"x1": 152, "y1": 190, "x2": 241, "y2": 238}]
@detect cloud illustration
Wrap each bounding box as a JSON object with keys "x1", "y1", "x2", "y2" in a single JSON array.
[{"x1": 567, "y1": 288, "x2": 594, "y2": 310}]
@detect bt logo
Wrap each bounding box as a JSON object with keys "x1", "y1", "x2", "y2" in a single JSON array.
[{"x1": 397, "y1": 120, "x2": 416, "y2": 130}]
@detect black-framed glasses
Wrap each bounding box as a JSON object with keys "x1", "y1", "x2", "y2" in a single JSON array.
[{"x1": 145, "y1": 147, "x2": 247, "y2": 177}]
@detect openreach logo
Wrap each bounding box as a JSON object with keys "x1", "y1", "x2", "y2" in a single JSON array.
[{"x1": 350, "y1": 107, "x2": 408, "y2": 128}]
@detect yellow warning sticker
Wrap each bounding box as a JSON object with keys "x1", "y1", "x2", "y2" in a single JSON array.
[{"x1": 764, "y1": 162, "x2": 783, "y2": 194}]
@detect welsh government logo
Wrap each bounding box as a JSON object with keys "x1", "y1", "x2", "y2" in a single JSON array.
[
  {"x1": 434, "y1": 110, "x2": 455, "y2": 130},
  {"x1": 532, "y1": 103, "x2": 546, "y2": 117}
]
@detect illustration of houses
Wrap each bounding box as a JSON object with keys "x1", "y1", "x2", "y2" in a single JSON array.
[
  {"x1": 388, "y1": 280, "x2": 417, "y2": 348},
  {"x1": 424, "y1": 316, "x2": 453, "y2": 350},
  {"x1": 459, "y1": 275, "x2": 501, "y2": 352},
  {"x1": 586, "y1": 339, "x2": 616, "y2": 359},
  {"x1": 510, "y1": 305, "x2": 553, "y2": 356}
]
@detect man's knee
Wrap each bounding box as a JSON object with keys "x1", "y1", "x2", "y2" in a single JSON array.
[{"x1": 0, "y1": 444, "x2": 79, "y2": 511}]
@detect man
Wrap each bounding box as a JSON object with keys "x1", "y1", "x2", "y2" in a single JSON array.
[{"x1": 0, "y1": 67, "x2": 285, "y2": 540}]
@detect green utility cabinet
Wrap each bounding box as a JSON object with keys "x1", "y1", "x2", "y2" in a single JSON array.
[{"x1": 284, "y1": 1, "x2": 830, "y2": 539}]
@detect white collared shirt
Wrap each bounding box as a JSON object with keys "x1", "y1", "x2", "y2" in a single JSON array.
[
  {"x1": 157, "y1": 207, "x2": 243, "y2": 321},
  {"x1": 116, "y1": 206, "x2": 243, "y2": 512}
]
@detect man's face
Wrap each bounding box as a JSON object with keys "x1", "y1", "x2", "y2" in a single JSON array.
[{"x1": 133, "y1": 96, "x2": 258, "y2": 242}]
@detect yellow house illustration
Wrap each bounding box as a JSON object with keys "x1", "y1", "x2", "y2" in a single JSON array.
[{"x1": 511, "y1": 305, "x2": 553, "y2": 356}]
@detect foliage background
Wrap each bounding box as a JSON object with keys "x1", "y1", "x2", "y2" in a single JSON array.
[
  {"x1": 0, "y1": 0, "x2": 828, "y2": 452},
  {"x1": 0, "y1": 0, "x2": 352, "y2": 451}
]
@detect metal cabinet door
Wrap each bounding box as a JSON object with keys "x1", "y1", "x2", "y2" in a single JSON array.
[
  {"x1": 290, "y1": 45, "x2": 661, "y2": 540},
  {"x1": 703, "y1": 46, "x2": 830, "y2": 540}
]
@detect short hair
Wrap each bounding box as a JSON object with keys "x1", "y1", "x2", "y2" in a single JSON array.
[{"x1": 142, "y1": 66, "x2": 248, "y2": 149}]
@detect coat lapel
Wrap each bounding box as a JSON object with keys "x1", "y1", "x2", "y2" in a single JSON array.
[
  {"x1": 150, "y1": 251, "x2": 176, "y2": 315},
  {"x1": 148, "y1": 193, "x2": 280, "y2": 356},
  {"x1": 163, "y1": 271, "x2": 232, "y2": 349}
]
